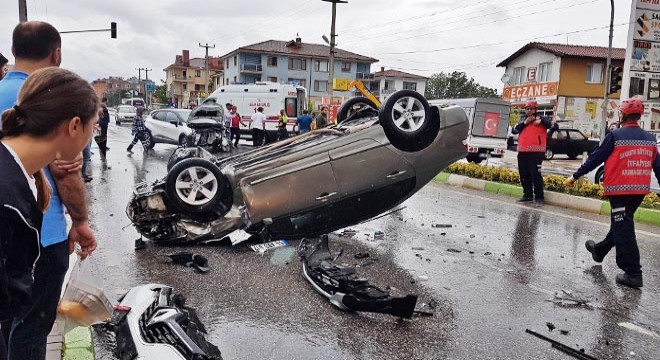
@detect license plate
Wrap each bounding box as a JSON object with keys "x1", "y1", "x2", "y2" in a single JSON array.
[{"x1": 250, "y1": 240, "x2": 289, "y2": 253}]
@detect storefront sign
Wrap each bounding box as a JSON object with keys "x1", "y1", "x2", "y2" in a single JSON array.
[
  {"x1": 502, "y1": 82, "x2": 559, "y2": 103},
  {"x1": 527, "y1": 67, "x2": 537, "y2": 82}
]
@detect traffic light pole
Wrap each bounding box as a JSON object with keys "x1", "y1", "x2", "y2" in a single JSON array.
[{"x1": 601, "y1": 0, "x2": 614, "y2": 143}]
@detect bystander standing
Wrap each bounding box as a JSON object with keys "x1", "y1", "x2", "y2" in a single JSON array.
[
  {"x1": 249, "y1": 106, "x2": 266, "y2": 147},
  {"x1": 314, "y1": 106, "x2": 328, "y2": 130},
  {"x1": 229, "y1": 105, "x2": 245, "y2": 147},
  {"x1": 295, "y1": 109, "x2": 313, "y2": 135},
  {"x1": 277, "y1": 109, "x2": 289, "y2": 141}
]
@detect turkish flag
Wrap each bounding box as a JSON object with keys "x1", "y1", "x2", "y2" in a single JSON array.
[{"x1": 482, "y1": 112, "x2": 500, "y2": 136}]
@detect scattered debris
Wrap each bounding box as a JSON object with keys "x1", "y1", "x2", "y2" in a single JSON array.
[
  {"x1": 432, "y1": 224, "x2": 452, "y2": 228},
  {"x1": 413, "y1": 309, "x2": 434, "y2": 317},
  {"x1": 166, "y1": 252, "x2": 210, "y2": 273},
  {"x1": 250, "y1": 240, "x2": 289, "y2": 253},
  {"x1": 411, "y1": 247, "x2": 425, "y2": 250},
  {"x1": 469, "y1": 251, "x2": 475, "y2": 254},
  {"x1": 134, "y1": 238, "x2": 146, "y2": 250},
  {"x1": 469, "y1": 234, "x2": 475, "y2": 238},
  {"x1": 374, "y1": 230, "x2": 385, "y2": 239},
  {"x1": 428, "y1": 299, "x2": 438, "y2": 308},
  {"x1": 477, "y1": 215, "x2": 486, "y2": 218},
  {"x1": 446, "y1": 248, "x2": 462, "y2": 253},
  {"x1": 526, "y1": 329, "x2": 597, "y2": 360},
  {"x1": 426, "y1": 258, "x2": 431, "y2": 262},
  {"x1": 440, "y1": 232, "x2": 447, "y2": 236},
  {"x1": 618, "y1": 322, "x2": 660, "y2": 339},
  {"x1": 415, "y1": 253, "x2": 423, "y2": 258},
  {"x1": 332, "y1": 249, "x2": 344, "y2": 261},
  {"x1": 417, "y1": 275, "x2": 429, "y2": 281},
  {"x1": 484, "y1": 252, "x2": 492, "y2": 256},
  {"x1": 354, "y1": 252, "x2": 370, "y2": 259},
  {"x1": 547, "y1": 289, "x2": 591, "y2": 308},
  {"x1": 559, "y1": 329, "x2": 570, "y2": 336},
  {"x1": 340, "y1": 228, "x2": 358, "y2": 237},
  {"x1": 546, "y1": 322, "x2": 556, "y2": 331}
]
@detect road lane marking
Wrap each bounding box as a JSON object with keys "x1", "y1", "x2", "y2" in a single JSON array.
[{"x1": 441, "y1": 187, "x2": 660, "y2": 240}]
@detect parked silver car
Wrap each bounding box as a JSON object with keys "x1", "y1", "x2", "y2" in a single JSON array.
[
  {"x1": 116, "y1": 105, "x2": 136, "y2": 126},
  {"x1": 144, "y1": 109, "x2": 193, "y2": 148},
  {"x1": 126, "y1": 90, "x2": 469, "y2": 245}
]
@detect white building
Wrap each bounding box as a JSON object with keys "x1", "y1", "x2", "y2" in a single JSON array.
[{"x1": 362, "y1": 68, "x2": 428, "y2": 103}]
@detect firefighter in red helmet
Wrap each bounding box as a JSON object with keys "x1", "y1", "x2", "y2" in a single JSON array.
[
  {"x1": 566, "y1": 98, "x2": 660, "y2": 288},
  {"x1": 511, "y1": 100, "x2": 553, "y2": 206}
]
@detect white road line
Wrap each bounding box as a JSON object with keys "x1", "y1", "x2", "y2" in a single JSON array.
[{"x1": 442, "y1": 187, "x2": 660, "y2": 240}]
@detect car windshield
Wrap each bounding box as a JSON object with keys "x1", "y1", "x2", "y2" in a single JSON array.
[
  {"x1": 177, "y1": 110, "x2": 193, "y2": 122},
  {"x1": 118, "y1": 107, "x2": 134, "y2": 113},
  {"x1": 568, "y1": 130, "x2": 587, "y2": 140}
]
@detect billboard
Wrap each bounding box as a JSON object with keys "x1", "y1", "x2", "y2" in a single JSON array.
[{"x1": 622, "y1": 0, "x2": 660, "y2": 130}]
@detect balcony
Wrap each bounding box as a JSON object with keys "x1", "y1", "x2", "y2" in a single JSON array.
[
  {"x1": 172, "y1": 74, "x2": 194, "y2": 82},
  {"x1": 240, "y1": 64, "x2": 263, "y2": 74},
  {"x1": 356, "y1": 72, "x2": 375, "y2": 80},
  {"x1": 382, "y1": 88, "x2": 397, "y2": 95}
]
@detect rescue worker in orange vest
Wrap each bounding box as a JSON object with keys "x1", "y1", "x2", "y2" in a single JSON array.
[
  {"x1": 512, "y1": 100, "x2": 552, "y2": 206},
  {"x1": 566, "y1": 98, "x2": 660, "y2": 288}
]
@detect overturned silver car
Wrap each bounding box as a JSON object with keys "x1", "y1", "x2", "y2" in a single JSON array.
[{"x1": 127, "y1": 90, "x2": 469, "y2": 245}]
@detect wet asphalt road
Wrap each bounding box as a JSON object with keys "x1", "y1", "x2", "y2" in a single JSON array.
[{"x1": 87, "y1": 123, "x2": 660, "y2": 360}]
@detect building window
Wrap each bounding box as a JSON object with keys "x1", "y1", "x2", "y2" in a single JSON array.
[
  {"x1": 234, "y1": 76, "x2": 237, "y2": 83},
  {"x1": 586, "y1": 63, "x2": 603, "y2": 83},
  {"x1": 511, "y1": 66, "x2": 525, "y2": 86},
  {"x1": 538, "y1": 62, "x2": 552, "y2": 82},
  {"x1": 267, "y1": 56, "x2": 278, "y2": 67},
  {"x1": 195, "y1": 70, "x2": 201, "y2": 77},
  {"x1": 183, "y1": 70, "x2": 187, "y2": 78},
  {"x1": 182, "y1": 84, "x2": 187, "y2": 91},
  {"x1": 314, "y1": 80, "x2": 328, "y2": 92},
  {"x1": 226, "y1": 59, "x2": 229, "y2": 68},
  {"x1": 268, "y1": 76, "x2": 277, "y2": 83},
  {"x1": 226, "y1": 78, "x2": 229, "y2": 85},
  {"x1": 403, "y1": 81, "x2": 417, "y2": 91},
  {"x1": 289, "y1": 57, "x2": 307, "y2": 71},
  {"x1": 315, "y1": 60, "x2": 329, "y2": 72},
  {"x1": 341, "y1": 62, "x2": 351, "y2": 72},
  {"x1": 234, "y1": 56, "x2": 237, "y2": 66},
  {"x1": 288, "y1": 78, "x2": 306, "y2": 87}
]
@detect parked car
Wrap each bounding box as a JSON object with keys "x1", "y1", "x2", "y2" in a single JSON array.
[
  {"x1": 116, "y1": 105, "x2": 136, "y2": 125},
  {"x1": 126, "y1": 90, "x2": 469, "y2": 245},
  {"x1": 144, "y1": 109, "x2": 193, "y2": 148},
  {"x1": 586, "y1": 139, "x2": 660, "y2": 194},
  {"x1": 545, "y1": 128, "x2": 599, "y2": 160}
]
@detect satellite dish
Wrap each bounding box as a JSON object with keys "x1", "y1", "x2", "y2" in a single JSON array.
[
  {"x1": 322, "y1": 35, "x2": 330, "y2": 45},
  {"x1": 500, "y1": 73, "x2": 511, "y2": 85}
]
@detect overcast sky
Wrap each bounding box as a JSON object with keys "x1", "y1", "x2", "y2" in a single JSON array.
[{"x1": 0, "y1": 0, "x2": 634, "y2": 91}]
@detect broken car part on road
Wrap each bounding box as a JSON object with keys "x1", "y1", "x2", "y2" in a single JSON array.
[
  {"x1": 297, "y1": 235, "x2": 419, "y2": 319},
  {"x1": 109, "y1": 284, "x2": 222, "y2": 360},
  {"x1": 126, "y1": 90, "x2": 469, "y2": 246}
]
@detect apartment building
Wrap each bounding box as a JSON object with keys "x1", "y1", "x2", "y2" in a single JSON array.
[
  {"x1": 360, "y1": 68, "x2": 428, "y2": 103},
  {"x1": 163, "y1": 50, "x2": 224, "y2": 108}
]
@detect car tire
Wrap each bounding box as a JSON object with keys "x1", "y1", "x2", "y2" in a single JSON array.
[
  {"x1": 165, "y1": 158, "x2": 231, "y2": 217},
  {"x1": 567, "y1": 152, "x2": 578, "y2": 160},
  {"x1": 466, "y1": 153, "x2": 483, "y2": 164},
  {"x1": 116, "y1": 120, "x2": 121, "y2": 125},
  {"x1": 337, "y1": 96, "x2": 379, "y2": 123},
  {"x1": 595, "y1": 167, "x2": 604, "y2": 185},
  {"x1": 179, "y1": 134, "x2": 189, "y2": 147},
  {"x1": 544, "y1": 148, "x2": 554, "y2": 160},
  {"x1": 143, "y1": 131, "x2": 155, "y2": 150},
  {"x1": 378, "y1": 90, "x2": 438, "y2": 152}
]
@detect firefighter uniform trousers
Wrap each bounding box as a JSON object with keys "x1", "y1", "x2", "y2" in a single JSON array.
[{"x1": 518, "y1": 152, "x2": 544, "y2": 200}]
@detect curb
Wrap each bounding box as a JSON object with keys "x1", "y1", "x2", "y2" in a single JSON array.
[{"x1": 435, "y1": 173, "x2": 660, "y2": 227}]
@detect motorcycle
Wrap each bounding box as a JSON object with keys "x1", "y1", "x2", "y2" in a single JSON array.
[{"x1": 186, "y1": 104, "x2": 232, "y2": 153}]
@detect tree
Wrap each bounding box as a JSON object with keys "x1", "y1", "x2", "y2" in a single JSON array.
[
  {"x1": 424, "y1": 71, "x2": 499, "y2": 99},
  {"x1": 154, "y1": 81, "x2": 169, "y2": 104}
]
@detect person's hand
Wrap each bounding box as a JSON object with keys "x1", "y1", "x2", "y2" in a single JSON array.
[
  {"x1": 525, "y1": 116, "x2": 535, "y2": 124},
  {"x1": 54, "y1": 154, "x2": 83, "y2": 173},
  {"x1": 565, "y1": 176, "x2": 577, "y2": 187},
  {"x1": 68, "y1": 221, "x2": 97, "y2": 260}
]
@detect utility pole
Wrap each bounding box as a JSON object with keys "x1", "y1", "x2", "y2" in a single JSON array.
[
  {"x1": 322, "y1": 0, "x2": 347, "y2": 109},
  {"x1": 601, "y1": 0, "x2": 614, "y2": 143},
  {"x1": 18, "y1": 0, "x2": 27, "y2": 22},
  {"x1": 135, "y1": 68, "x2": 143, "y2": 99},
  {"x1": 143, "y1": 68, "x2": 152, "y2": 107},
  {"x1": 199, "y1": 43, "x2": 216, "y2": 98}
]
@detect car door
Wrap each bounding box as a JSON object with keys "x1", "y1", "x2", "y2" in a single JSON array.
[
  {"x1": 163, "y1": 111, "x2": 182, "y2": 143},
  {"x1": 241, "y1": 151, "x2": 342, "y2": 237},
  {"x1": 148, "y1": 111, "x2": 167, "y2": 141},
  {"x1": 566, "y1": 130, "x2": 589, "y2": 154}
]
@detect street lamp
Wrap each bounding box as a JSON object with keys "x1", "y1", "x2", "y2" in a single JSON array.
[{"x1": 322, "y1": 0, "x2": 348, "y2": 109}]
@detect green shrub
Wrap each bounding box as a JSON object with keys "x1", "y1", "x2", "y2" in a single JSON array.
[{"x1": 442, "y1": 162, "x2": 660, "y2": 210}]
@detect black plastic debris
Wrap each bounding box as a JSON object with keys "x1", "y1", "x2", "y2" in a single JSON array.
[
  {"x1": 411, "y1": 247, "x2": 425, "y2": 250},
  {"x1": 484, "y1": 252, "x2": 492, "y2": 256},
  {"x1": 134, "y1": 238, "x2": 146, "y2": 250},
  {"x1": 166, "y1": 252, "x2": 210, "y2": 273},
  {"x1": 354, "y1": 252, "x2": 370, "y2": 259},
  {"x1": 526, "y1": 329, "x2": 597, "y2": 360},
  {"x1": 559, "y1": 329, "x2": 570, "y2": 336},
  {"x1": 546, "y1": 322, "x2": 556, "y2": 331},
  {"x1": 432, "y1": 224, "x2": 452, "y2": 228},
  {"x1": 446, "y1": 248, "x2": 462, "y2": 253}
]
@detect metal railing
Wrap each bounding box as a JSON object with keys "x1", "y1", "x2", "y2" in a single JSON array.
[
  {"x1": 240, "y1": 64, "x2": 263, "y2": 72},
  {"x1": 356, "y1": 72, "x2": 375, "y2": 80}
]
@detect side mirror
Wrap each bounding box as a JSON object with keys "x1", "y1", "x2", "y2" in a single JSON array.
[{"x1": 170, "y1": 120, "x2": 178, "y2": 126}]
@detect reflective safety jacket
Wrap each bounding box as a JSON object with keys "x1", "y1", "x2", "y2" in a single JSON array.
[
  {"x1": 513, "y1": 115, "x2": 552, "y2": 152},
  {"x1": 573, "y1": 123, "x2": 660, "y2": 196}
]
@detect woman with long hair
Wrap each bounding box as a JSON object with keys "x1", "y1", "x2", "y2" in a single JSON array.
[{"x1": 0, "y1": 67, "x2": 99, "y2": 357}]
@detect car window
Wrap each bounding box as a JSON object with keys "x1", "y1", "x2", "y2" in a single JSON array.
[
  {"x1": 567, "y1": 130, "x2": 587, "y2": 140},
  {"x1": 118, "y1": 107, "x2": 132, "y2": 113},
  {"x1": 177, "y1": 110, "x2": 192, "y2": 122},
  {"x1": 551, "y1": 131, "x2": 563, "y2": 140},
  {"x1": 166, "y1": 112, "x2": 179, "y2": 123},
  {"x1": 152, "y1": 111, "x2": 167, "y2": 121}
]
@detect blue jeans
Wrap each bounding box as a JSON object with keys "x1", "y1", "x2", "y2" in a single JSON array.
[
  {"x1": 81, "y1": 141, "x2": 91, "y2": 178},
  {"x1": 1, "y1": 241, "x2": 69, "y2": 360}
]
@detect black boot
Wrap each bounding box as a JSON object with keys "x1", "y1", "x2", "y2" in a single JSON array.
[
  {"x1": 127, "y1": 144, "x2": 134, "y2": 153},
  {"x1": 585, "y1": 240, "x2": 604, "y2": 263},
  {"x1": 615, "y1": 273, "x2": 643, "y2": 288}
]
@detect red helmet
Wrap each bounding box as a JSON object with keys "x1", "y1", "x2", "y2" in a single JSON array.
[
  {"x1": 525, "y1": 100, "x2": 538, "y2": 109},
  {"x1": 619, "y1": 98, "x2": 644, "y2": 115}
]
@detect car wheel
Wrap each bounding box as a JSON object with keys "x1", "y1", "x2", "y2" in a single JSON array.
[
  {"x1": 595, "y1": 167, "x2": 604, "y2": 185},
  {"x1": 567, "y1": 152, "x2": 578, "y2": 160},
  {"x1": 116, "y1": 120, "x2": 121, "y2": 125},
  {"x1": 143, "y1": 131, "x2": 155, "y2": 150},
  {"x1": 466, "y1": 153, "x2": 483, "y2": 164},
  {"x1": 165, "y1": 158, "x2": 230, "y2": 216},
  {"x1": 378, "y1": 90, "x2": 438, "y2": 152},
  {"x1": 544, "y1": 148, "x2": 554, "y2": 160},
  {"x1": 179, "y1": 134, "x2": 189, "y2": 147},
  {"x1": 337, "y1": 96, "x2": 379, "y2": 123}
]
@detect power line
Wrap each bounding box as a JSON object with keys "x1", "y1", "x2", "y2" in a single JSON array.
[
  {"x1": 374, "y1": 22, "x2": 629, "y2": 55},
  {"x1": 344, "y1": 0, "x2": 599, "y2": 46}
]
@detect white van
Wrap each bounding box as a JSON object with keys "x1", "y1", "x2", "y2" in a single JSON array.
[
  {"x1": 205, "y1": 82, "x2": 306, "y2": 138},
  {"x1": 429, "y1": 98, "x2": 511, "y2": 163}
]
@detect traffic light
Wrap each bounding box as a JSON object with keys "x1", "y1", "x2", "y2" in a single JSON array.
[
  {"x1": 608, "y1": 66, "x2": 623, "y2": 95},
  {"x1": 111, "y1": 22, "x2": 117, "y2": 39}
]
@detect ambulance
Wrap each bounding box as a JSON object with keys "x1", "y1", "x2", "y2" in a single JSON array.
[
  {"x1": 428, "y1": 98, "x2": 511, "y2": 163},
  {"x1": 204, "y1": 82, "x2": 307, "y2": 140}
]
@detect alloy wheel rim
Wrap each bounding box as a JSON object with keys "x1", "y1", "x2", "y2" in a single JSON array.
[
  {"x1": 174, "y1": 166, "x2": 218, "y2": 205},
  {"x1": 391, "y1": 96, "x2": 425, "y2": 133}
]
